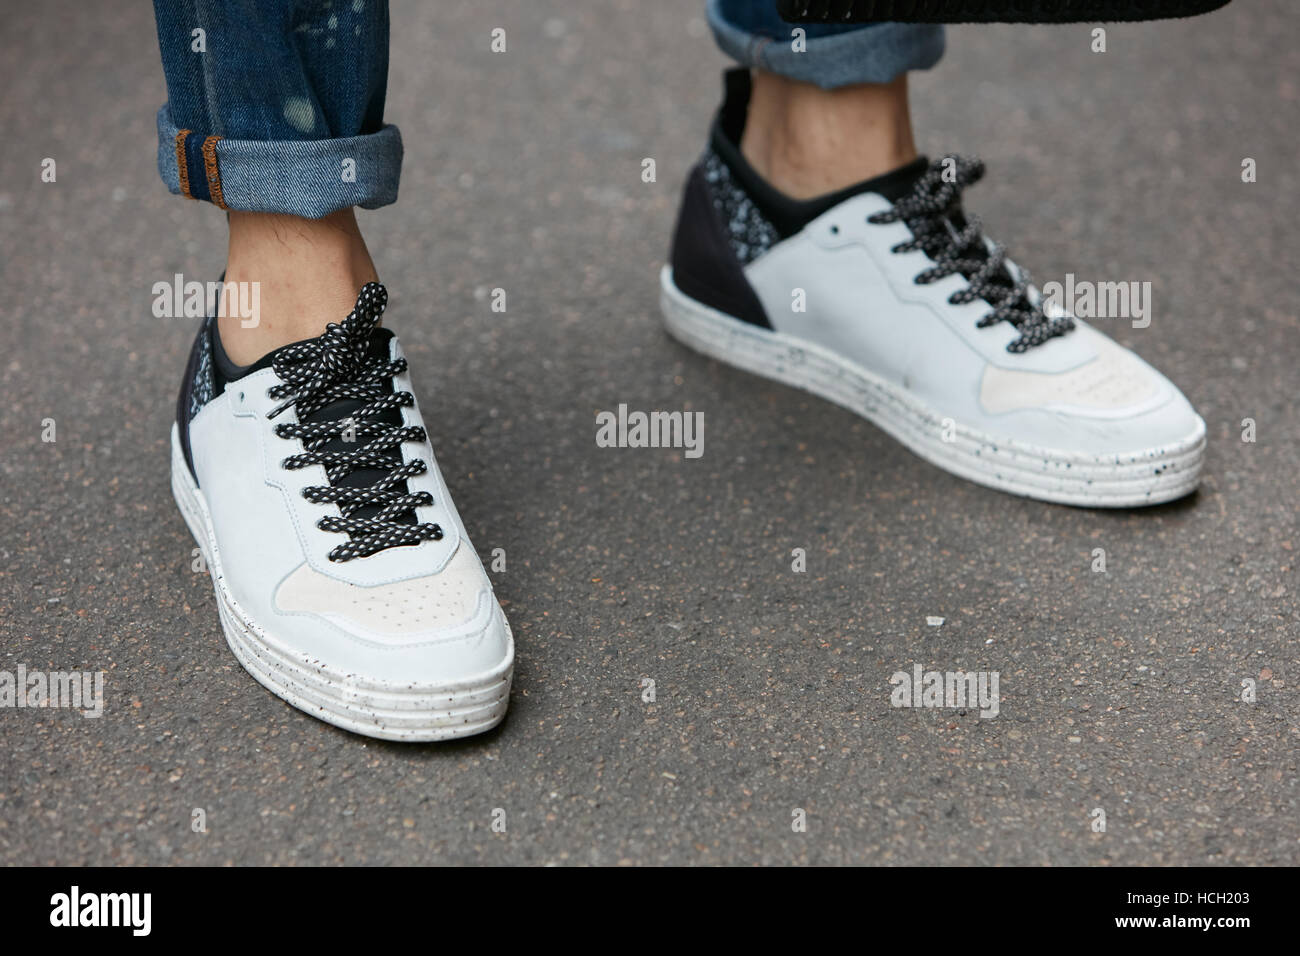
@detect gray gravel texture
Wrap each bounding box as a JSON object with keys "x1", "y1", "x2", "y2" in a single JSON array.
[{"x1": 0, "y1": 0, "x2": 1296, "y2": 865}]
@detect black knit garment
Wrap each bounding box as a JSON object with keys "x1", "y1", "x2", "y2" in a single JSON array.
[{"x1": 774, "y1": 0, "x2": 1231, "y2": 24}]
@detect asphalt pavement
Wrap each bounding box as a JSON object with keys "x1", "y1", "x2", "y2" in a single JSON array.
[{"x1": 0, "y1": 0, "x2": 1297, "y2": 865}]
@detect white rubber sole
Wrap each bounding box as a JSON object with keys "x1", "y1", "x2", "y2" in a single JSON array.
[
  {"x1": 660, "y1": 266, "x2": 1205, "y2": 508},
  {"x1": 170, "y1": 425, "x2": 513, "y2": 742}
]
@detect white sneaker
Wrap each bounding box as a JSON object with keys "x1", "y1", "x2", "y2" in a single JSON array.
[
  {"x1": 661, "y1": 70, "x2": 1205, "y2": 507},
  {"x1": 171, "y1": 282, "x2": 513, "y2": 740}
]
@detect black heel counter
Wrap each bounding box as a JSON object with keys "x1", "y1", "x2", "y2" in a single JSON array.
[
  {"x1": 175, "y1": 318, "x2": 211, "y2": 483},
  {"x1": 668, "y1": 163, "x2": 772, "y2": 330}
]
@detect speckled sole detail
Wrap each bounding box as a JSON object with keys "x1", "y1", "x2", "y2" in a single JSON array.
[
  {"x1": 660, "y1": 267, "x2": 1205, "y2": 508},
  {"x1": 170, "y1": 425, "x2": 513, "y2": 741}
]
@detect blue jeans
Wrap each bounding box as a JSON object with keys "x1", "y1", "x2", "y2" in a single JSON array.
[
  {"x1": 152, "y1": 1, "x2": 944, "y2": 218},
  {"x1": 708, "y1": 0, "x2": 944, "y2": 88}
]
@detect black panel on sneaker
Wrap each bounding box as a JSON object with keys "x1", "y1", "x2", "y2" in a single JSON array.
[
  {"x1": 175, "y1": 316, "x2": 216, "y2": 484},
  {"x1": 669, "y1": 162, "x2": 775, "y2": 329}
]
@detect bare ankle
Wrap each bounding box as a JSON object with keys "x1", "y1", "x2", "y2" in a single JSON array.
[
  {"x1": 219, "y1": 208, "x2": 379, "y2": 365},
  {"x1": 740, "y1": 71, "x2": 918, "y2": 200}
]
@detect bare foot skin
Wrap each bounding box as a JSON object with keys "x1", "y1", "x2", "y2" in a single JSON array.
[
  {"x1": 219, "y1": 207, "x2": 379, "y2": 365},
  {"x1": 740, "y1": 70, "x2": 918, "y2": 198}
]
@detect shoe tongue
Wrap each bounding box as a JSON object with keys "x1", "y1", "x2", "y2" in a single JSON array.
[
  {"x1": 881, "y1": 158, "x2": 1027, "y2": 312},
  {"x1": 862, "y1": 155, "x2": 931, "y2": 203},
  {"x1": 216, "y1": 325, "x2": 394, "y2": 383},
  {"x1": 210, "y1": 298, "x2": 418, "y2": 537},
  {"x1": 217, "y1": 323, "x2": 414, "y2": 529},
  {"x1": 292, "y1": 327, "x2": 414, "y2": 528},
  {"x1": 769, "y1": 155, "x2": 932, "y2": 236},
  {"x1": 912, "y1": 193, "x2": 1018, "y2": 309}
]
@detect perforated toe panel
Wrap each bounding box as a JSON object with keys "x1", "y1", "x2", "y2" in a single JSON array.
[
  {"x1": 275, "y1": 541, "x2": 490, "y2": 636},
  {"x1": 979, "y1": 328, "x2": 1162, "y2": 415}
]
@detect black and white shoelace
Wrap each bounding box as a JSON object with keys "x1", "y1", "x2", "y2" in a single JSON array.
[
  {"x1": 868, "y1": 155, "x2": 1074, "y2": 353},
  {"x1": 266, "y1": 282, "x2": 443, "y2": 562}
]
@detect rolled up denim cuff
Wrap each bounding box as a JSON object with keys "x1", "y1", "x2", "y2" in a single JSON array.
[
  {"x1": 155, "y1": 104, "x2": 402, "y2": 219},
  {"x1": 706, "y1": 0, "x2": 945, "y2": 88}
]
